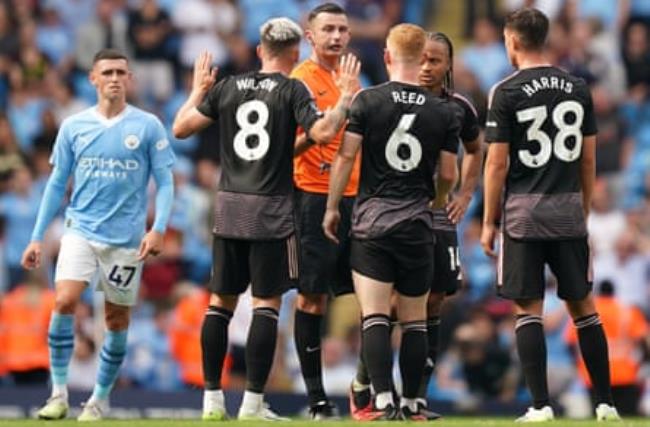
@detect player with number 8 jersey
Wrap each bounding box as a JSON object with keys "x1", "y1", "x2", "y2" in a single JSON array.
[{"x1": 172, "y1": 17, "x2": 359, "y2": 421}]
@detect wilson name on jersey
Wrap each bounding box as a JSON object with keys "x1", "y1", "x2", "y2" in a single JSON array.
[
  {"x1": 197, "y1": 72, "x2": 321, "y2": 239},
  {"x1": 486, "y1": 66, "x2": 597, "y2": 240},
  {"x1": 346, "y1": 81, "x2": 460, "y2": 239}
]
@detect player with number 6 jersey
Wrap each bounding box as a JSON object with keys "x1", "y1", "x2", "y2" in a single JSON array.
[
  {"x1": 172, "y1": 17, "x2": 359, "y2": 421},
  {"x1": 324, "y1": 23, "x2": 459, "y2": 420},
  {"x1": 481, "y1": 8, "x2": 619, "y2": 423}
]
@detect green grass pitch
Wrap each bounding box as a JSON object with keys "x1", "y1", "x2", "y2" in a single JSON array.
[{"x1": 0, "y1": 418, "x2": 648, "y2": 426}]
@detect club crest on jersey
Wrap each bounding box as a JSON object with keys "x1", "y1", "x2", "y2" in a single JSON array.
[
  {"x1": 155, "y1": 139, "x2": 169, "y2": 151},
  {"x1": 124, "y1": 134, "x2": 140, "y2": 150}
]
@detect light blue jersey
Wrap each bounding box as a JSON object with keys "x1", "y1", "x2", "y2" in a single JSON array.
[{"x1": 43, "y1": 105, "x2": 175, "y2": 248}]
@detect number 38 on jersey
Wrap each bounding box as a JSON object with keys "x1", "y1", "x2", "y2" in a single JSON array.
[{"x1": 516, "y1": 100, "x2": 584, "y2": 168}]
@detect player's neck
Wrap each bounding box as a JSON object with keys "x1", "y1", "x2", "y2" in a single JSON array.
[
  {"x1": 309, "y1": 52, "x2": 338, "y2": 72},
  {"x1": 516, "y1": 52, "x2": 551, "y2": 70},
  {"x1": 389, "y1": 66, "x2": 420, "y2": 86},
  {"x1": 260, "y1": 58, "x2": 292, "y2": 76},
  {"x1": 96, "y1": 99, "x2": 128, "y2": 119}
]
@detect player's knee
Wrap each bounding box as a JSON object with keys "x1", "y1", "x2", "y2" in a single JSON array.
[
  {"x1": 105, "y1": 307, "x2": 130, "y2": 331},
  {"x1": 565, "y1": 296, "x2": 596, "y2": 319},
  {"x1": 296, "y1": 293, "x2": 327, "y2": 314},
  {"x1": 427, "y1": 292, "x2": 444, "y2": 315},
  {"x1": 209, "y1": 293, "x2": 238, "y2": 311},
  {"x1": 252, "y1": 295, "x2": 282, "y2": 311},
  {"x1": 54, "y1": 296, "x2": 78, "y2": 314}
]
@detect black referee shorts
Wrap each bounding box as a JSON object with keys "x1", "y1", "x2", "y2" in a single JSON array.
[{"x1": 296, "y1": 190, "x2": 354, "y2": 296}]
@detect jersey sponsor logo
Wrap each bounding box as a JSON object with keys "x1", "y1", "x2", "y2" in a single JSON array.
[
  {"x1": 124, "y1": 134, "x2": 140, "y2": 150},
  {"x1": 78, "y1": 157, "x2": 140, "y2": 179},
  {"x1": 155, "y1": 139, "x2": 169, "y2": 151}
]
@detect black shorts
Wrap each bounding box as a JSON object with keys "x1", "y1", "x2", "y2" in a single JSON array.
[
  {"x1": 350, "y1": 220, "x2": 433, "y2": 297},
  {"x1": 432, "y1": 229, "x2": 461, "y2": 295},
  {"x1": 209, "y1": 235, "x2": 299, "y2": 298},
  {"x1": 498, "y1": 233, "x2": 592, "y2": 301},
  {"x1": 296, "y1": 191, "x2": 354, "y2": 296}
]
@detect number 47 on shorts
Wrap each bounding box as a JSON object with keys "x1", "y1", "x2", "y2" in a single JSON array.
[{"x1": 108, "y1": 265, "x2": 136, "y2": 288}]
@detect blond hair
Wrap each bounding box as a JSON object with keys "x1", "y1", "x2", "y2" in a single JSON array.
[
  {"x1": 260, "y1": 17, "x2": 303, "y2": 57},
  {"x1": 386, "y1": 23, "x2": 426, "y2": 64}
]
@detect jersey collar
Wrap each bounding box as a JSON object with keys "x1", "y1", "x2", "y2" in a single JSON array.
[{"x1": 92, "y1": 104, "x2": 131, "y2": 128}]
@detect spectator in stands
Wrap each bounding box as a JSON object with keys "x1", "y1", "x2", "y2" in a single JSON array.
[
  {"x1": 566, "y1": 280, "x2": 649, "y2": 415},
  {"x1": 0, "y1": 271, "x2": 55, "y2": 385},
  {"x1": 75, "y1": 0, "x2": 130, "y2": 72},
  {"x1": 345, "y1": 0, "x2": 401, "y2": 84},
  {"x1": 594, "y1": 230, "x2": 650, "y2": 314},
  {"x1": 588, "y1": 179, "x2": 627, "y2": 256},
  {"x1": 622, "y1": 22, "x2": 650, "y2": 90},
  {"x1": 67, "y1": 333, "x2": 97, "y2": 391},
  {"x1": 460, "y1": 18, "x2": 511, "y2": 93},
  {"x1": 35, "y1": 4, "x2": 75, "y2": 74},
  {"x1": 127, "y1": 0, "x2": 174, "y2": 106},
  {"x1": 0, "y1": 114, "x2": 25, "y2": 192},
  {"x1": 0, "y1": 166, "x2": 41, "y2": 290},
  {"x1": 171, "y1": 0, "x2": 238, "y2": 70}
]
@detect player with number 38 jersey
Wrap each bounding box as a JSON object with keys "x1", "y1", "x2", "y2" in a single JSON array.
[{"x1": 486, "y1": 65, "x2": 596, "y2": 239}]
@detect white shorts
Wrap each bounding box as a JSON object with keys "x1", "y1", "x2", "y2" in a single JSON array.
[{"x1": 55, "y1": 233, "x2": 143, "y2": 306}]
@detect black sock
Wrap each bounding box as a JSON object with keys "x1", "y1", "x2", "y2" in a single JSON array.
[
  {"x1": 201, "y1": 305, "x2": 233, "y2": 390},
  {"x1": 294, "y1": 309, "x2": 327, "y2": 405},
  {"x1": 575, "y1": 314, "x2": 613, "y2": 405},
  {"x1": 515, "y1": 314, "x2": 549, "y2": 409},
  {"x1": 361, "y1": 314, "x2": 392, "y2": 394},
  {"x1": 245, "y1": 307, "x2": 279, "y2": 393},
  {"x1": 417, "y1": 316, "x2": 440, "y2": 399},
  {"x1": 400, "y1": 320, "x2": 428, "y2": 399}
]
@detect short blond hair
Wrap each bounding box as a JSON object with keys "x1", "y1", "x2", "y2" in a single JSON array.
[
  {"x1": 386, "y1": 23, "x2": 426, "y2": 64},
  {"x1": 260, "y1": 17, "x2": 303, "y2": 57}
]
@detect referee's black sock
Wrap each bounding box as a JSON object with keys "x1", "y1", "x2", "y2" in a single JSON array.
[
  {"x1": 201, "y1": 305, "x2": 233, "y2": 390},
  {"x1": 400, "y1": 320, "x2": 428, "y2": 399},
  {"x1": 294, "y1": 309, "x2": 327, "y2": 406},
  {"x1": 245, "y1": 307, "x2": 279, "y2": 393},
  {"x1": 417, "y1": 315, "x2": 440, "y2": 399},
  {"x1": 361, "y1": 314, "x2": 393, "y2": 394},
  {"x1": 575, "y1": 313, "x2": 614, "y2": 405},
  {"x1": 515, "y1": 314, "x2": 550, "y2": 409}
]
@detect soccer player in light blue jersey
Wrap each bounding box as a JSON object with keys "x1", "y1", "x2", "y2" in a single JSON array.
[{"x1": 21, "y1": 49, "x2": 175, "y2": 421}]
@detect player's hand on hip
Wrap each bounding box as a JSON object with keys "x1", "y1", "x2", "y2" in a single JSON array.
[
  {"x1": 336, "y1": 53, "x2": 361, "y2": 97},
  {"x1": 138, "y1": 231, "x2": 163, "y2": 261},
  {"x1": 447, "y1": 193, "x2": 472, "y2": 224},
  {"x1": 322, "y1": 208, "x2": 341, "y2": 244},
  {"x1": 480, "y1": 223, "x2": 498, "y2": 259},
  {"x1": 21, "y1": 241, "x2": 42, "y2": 269},
  {"x1": 192, "y1": 51, "x2": 218, "y2": 96}
]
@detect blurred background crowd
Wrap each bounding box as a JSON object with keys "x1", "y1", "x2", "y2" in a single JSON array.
[{"x1": 0, "y1": 0, "x2": 648, "y2": 418}]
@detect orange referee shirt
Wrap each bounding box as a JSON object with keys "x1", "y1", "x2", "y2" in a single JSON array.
[{"x1": 291, "y1": 59, "x2": 360, "y2": 196}]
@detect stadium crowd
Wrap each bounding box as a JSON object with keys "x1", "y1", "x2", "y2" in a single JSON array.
[{"x1": 0, "y1": 0, "x2": 648, "y2": 418}]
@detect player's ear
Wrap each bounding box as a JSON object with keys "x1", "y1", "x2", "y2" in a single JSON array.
[
  {"x1": 256, "y1": 44, "x2": 263, "y2": 61},
  {"x1": 383, "y1": 48, "x2": 391, "y2": 67},
  {"x1": 305, "y1": 29, "x2": 314, "y2": 45}
]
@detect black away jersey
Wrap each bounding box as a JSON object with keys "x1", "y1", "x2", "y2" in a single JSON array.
[
  {"x1": 346, "y1": 81, "x2": 460, "y2": 239},
  {"x1": 198, "y1": 72, "x2": 321, "y2": 239},
  {"x1": 485, "y1": 66, "x2": 597, "y2": 240}
]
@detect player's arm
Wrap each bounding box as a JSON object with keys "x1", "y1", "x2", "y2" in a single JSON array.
[
  {"x1": 22, "y1": 126, "x2": 74, "y2": 269},
  {"x1": 138, "y1": 166, "x2": 174, "y2": 261},
  {"x1": 307, "y1": 53, "x2": 360, "y2": 145},
  {"x1": 482, "y1": 143, "x2": 508, "y2": 258},
  {"x1": 432, "y1": 151, "x2": 458, "y2": 209},
  {"x1": 323, "y1": 131, "x2": 362, "y2": 243},
  {"x1": 580, "y1": 135, "x2": 596, "y2": 218},
  {"x1": 480, "y1": 86, "x2": 511, "y2": 258},
  {"x1": 293, "y1": 133, "x2": 312, "y2": 157},
  {"x1": 447, "y1": 136, "x2": 483, "y2": 223},
  {"x1": 172, "y1": 52, "x2": 217, "y2": 139}
]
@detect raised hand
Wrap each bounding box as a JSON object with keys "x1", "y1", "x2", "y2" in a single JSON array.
[
  {"x1": 335, "y1": 53, "x2": 361, "y2": 96},
  {"x1": 192, "y1": 51, "x2": 218, "y2": 96}
]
